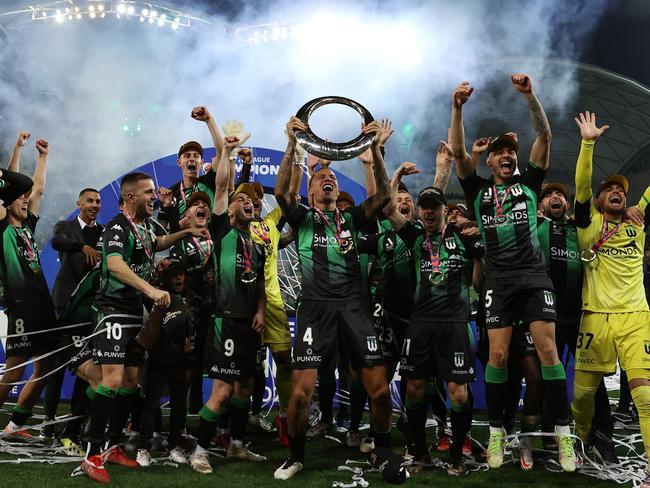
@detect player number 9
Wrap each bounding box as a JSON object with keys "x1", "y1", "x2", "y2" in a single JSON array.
[{"x1": 224, "y1": 338, "x2": 235, "y2": 357}]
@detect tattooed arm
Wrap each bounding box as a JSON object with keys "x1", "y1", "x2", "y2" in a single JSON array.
[
  {"x1": 512, "y1": 74, "x2": 552, "y2": 170},
  {"x1": 275, "y1": 117, "x2": 305, "y2": 216}
]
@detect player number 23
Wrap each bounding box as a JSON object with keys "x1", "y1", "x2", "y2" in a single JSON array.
[{"x1": 576, "y1": 332, "x2": 594, "y2": 350}]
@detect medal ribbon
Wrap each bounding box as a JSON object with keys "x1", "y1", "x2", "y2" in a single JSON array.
[
  {"x1": 590, "y1": 218, "x2": 623, "y2": 254},
  {"x1": 250, "y1": 221, "x2": 271, "y2": 245},
  {"x1": 192, "y1": 236, "x2": 213, "y2": 260},
  {"x1": 425, "y1": 225, "x2": 446, "y2": 275},
  {"x1": 16, "y1": 226, "x2": 37, "y2": 264},
  {"x1": 122, "y1": 212, "x2": 154, "y2": 261},
  {"x1": 239, "y1": 233, "x2": 253, "y2": 274},
  {"x1": 315, "y1": 208, "x2": 346, "y2": 247},
  {"x1": 492, "y1": 184, "x2": 513, "y2": 221}
]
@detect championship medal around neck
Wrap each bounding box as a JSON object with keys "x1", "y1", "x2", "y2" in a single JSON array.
[
  {"x1": 338, "y1": 237, "x2": 354, "y2": 255},
  {"x1": 495, "y1": 215, "x2": 508, "y2": 225},
  {"x1": 580, "y1": 248, "x2": 597, "y2": 263},
  {"x1": 240, "y1": 270, "x2": 257, "y2": 283},
  {"x1": 429, "y1": 270, "x2": 446, "y2": 286}
]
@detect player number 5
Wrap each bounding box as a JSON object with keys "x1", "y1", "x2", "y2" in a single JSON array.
[{"x1": 485, "y1": 290, "x2": 493, "y2": 308}]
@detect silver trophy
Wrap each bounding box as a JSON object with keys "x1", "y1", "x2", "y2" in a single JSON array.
[{"x1": 295, "y1": 96, "x2": 375, "y2": 161}]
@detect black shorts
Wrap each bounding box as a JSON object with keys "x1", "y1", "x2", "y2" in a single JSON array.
[
  {"x1": 371, "y1": 295, "x2": 408, "y2": 364},
  {"x1": 482, "y1": 274, "x2": 556, "y2": 330},
  {"x1": 510, "y1": 322, "x2": 537, "y2": 358},
  {"x1": 91, "y1": 306, "x2": 145, "y2": 367},
  {"x1": 204, "y1": 316, "x2": 260, "y2": 382},
  {"x1": 399, "y1": 319, "x2": 476, "y2": 383},
  {"x1": 4, "y1": 306, "x2": 56, "y2": 357},
  {"x1": 293, "y1": 299, "x2": 384, "y2": 370}
]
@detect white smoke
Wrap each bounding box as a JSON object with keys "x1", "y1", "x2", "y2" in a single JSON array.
[{"x1": 0, "y1": 0, "x2": 609, "y2": 241}]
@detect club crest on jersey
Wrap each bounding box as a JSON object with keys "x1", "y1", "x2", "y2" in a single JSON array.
[
  {"x1": 525, "y1": 332, "x2": 534, "y2": 345},
  {"x1": 510, "y1": 184, "x2": 523, "y2": 197},
  {"x1": 543, "y1": 291, "x2": 554, "y2": 306},
  {"x1": 445, "y1": 237, "x2": 456, "y2": 250},
  {"x1": 626, "y1": 227, "x2": 637, "y2": 238},
  {"x1": 454, "y1": 352, "x2": 464, "y2": 367},
  {"x1": 645, "y1": 340, "x2": 650, "y2": 355},
  {"x1": 366, "y1": 336, "x2": 378, "y2": 352}
]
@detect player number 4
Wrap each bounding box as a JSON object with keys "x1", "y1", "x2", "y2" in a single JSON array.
[{"x1": 303, "y1": 327, "x2": 313, "y2": 346}]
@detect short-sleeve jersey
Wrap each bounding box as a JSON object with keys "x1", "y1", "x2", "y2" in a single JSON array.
[
  {"x1": 208, "y1": 212, "x2": 265, "y2": 319},
  {"x1": 284, "y1": 204, "x2": 369, "y2": 301},
  {"x1": 574, "y1": 199, "x2": 649, "y2": 313},
  {"x1": 96, "y1": 213, "x2": 158, "y2": 314},
  {"x1": 537, "y1": 217, "x2": 582, "y2": 318},
  {"x1": 397, "y1": 221, "x2": 483, "y2": 321},
  {"x1": 459, "y1": 163, "x2": 547, "y2": 278},
  {"x1": 251, "y1": 207, "x2": 284, "y2": 305},
  {"x1": 0, "y1": 213, "x2": 53, "y2": 308}
]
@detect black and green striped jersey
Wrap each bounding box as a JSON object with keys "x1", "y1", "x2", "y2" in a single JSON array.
[
  {"x1": 537, "y1": 217, "x2": 582, "y2": 319},
  {"x1": 0, "y1": 213, "x2": 52, "y2": 308},
  {"x1": 158, "y1": 172, "x2": 216, "y2": 232},
  {"x1": 170, "y1": 235, "x2": 213, "y2": 315},
  {"x1": 284, "y1": 204, "x2": 370, "y2": 301},
  {"x1": 96, "y1": 213, "x2": 158, "y2": 314},
  {"x1": 397, "y1": 221, "x2": 482, "y2": 321},
  {"x1": 208, "y1": 212, "x2": 265, "y2": 319},
  {"x1": 459, "y1": 163, "x2": 547, "y2": 278},
  {"x1": 357, "y1": 219, "x2": 415, "y2": 320}
]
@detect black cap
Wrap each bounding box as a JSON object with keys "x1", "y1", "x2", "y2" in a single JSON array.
[
  {"x1": 540, "y1": 182, "x2": 569, "y2": 200},
  {"x1": 337, "y1": 191, "x2": 355, "y2": 207},
  {"x1": 178, "y1": 140, "x2": 203, "y2": 158},
  {"x1": 417, "y1": 186, "x2": 446, "y2": 208},
  {"x1": 448, "y1": 202, "x2": 469, "y2": 217},
  {"x1": 369, "y1": 447, "x2": 408, "y2": 484},
  {"x1": 486, "y1": 133, "x2": 518, "y2": 155},
  {"x1": 397, "y1": 181, "x2": 410, "y2": 193},
  {"x1": 597, "y1": 174, "x2": 629, "y2": 196},
  {"x1": 186, "y1": 191, "x2": 211, "y2": 209}
]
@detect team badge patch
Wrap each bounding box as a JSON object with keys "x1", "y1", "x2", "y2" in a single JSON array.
[
  {"x1": 454, "y1": 352, "x2": 464, "y2": 368},
  {"x1": 366, "y1": 336, "x2": 378, "y2": 352}
]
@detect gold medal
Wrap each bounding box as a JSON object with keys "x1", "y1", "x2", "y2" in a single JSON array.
[
  {"x1": 580, "y1": 249, "x2": 597, "y2": 263},
  {"x1": 429, "y1": 271, "x2": 446, "y2": 286},
  {"x1": 241, "y1": 270, "x2": 257, "y2": 283}
]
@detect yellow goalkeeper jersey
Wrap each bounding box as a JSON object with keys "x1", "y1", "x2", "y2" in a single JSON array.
[
  {"x1": 251, "y1": 206, "x2": 284, "y2": 305},
  {"x1": 575, "y1": 139, "x2": 650, "y2": 312}
]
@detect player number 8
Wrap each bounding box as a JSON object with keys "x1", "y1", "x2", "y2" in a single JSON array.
[
  {"x1": 15, "y1": 318, "x2": 24, "y2": 335},
  {"x1": 224, "y1": 339, "x2": 235, "y2": 357}
]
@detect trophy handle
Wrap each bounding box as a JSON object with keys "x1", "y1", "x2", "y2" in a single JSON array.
[{"x1": 295, "y1": 96, "x2": 375, "y2": 161}]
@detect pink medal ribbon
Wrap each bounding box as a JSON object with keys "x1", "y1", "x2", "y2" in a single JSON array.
[
  {"x1": 492, "y1": 184, "x2": 513, "y2": 225},
  {"x1": 239, "y1": 233, "x2": 257, "y2": 283},
  {"x1": 580, "y1": 218, "x2": 623, "y2": 262},
  {"x1": 425, "y1": 225, "x2": 446, "y2": 286},
  {"x1": 315, "y1": 208, "x2": 353, "y2": 254}
]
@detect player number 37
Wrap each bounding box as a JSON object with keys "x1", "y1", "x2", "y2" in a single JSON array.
[{"x1": 576, "y1": 332, "x2": 594, "y2": 350}]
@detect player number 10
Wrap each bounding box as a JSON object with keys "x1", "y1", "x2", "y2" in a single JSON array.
[{"x1": 105, "y1": 322, "x2": 123, "y2": 340}]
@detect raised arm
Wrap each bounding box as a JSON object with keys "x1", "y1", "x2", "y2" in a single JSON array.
[
  {"x1": 384, "y1": 161, "x2": 420, "y2": 230},
  {"x1": 450, "y1": 82, "x2": 475, "y2": 179},
  {"x1": 573, "y1": 111, "x2": 609, "y2": 204},
  {"x1": 512, "y1": 74, "x2": 552, "y2": 170},
  {"x1": 359, "y1": 121, "x2": 390, "y2": 221},
  {"x1": 434, "y1": 133, "x2": 454, "y2": 190},
  {"x1": 214, "y1": 136, "x2": 240, "y2": 216},
  {"x1": 28, "y1": 139, "x2": 49, "y2": 217},
  {"x1": 156, "y1": 226, "x2": 209, "y2": 251},
  {"x1": 7, "y1": 131, "x2": 30, "y2": 173},
  {"x1": 275, "y1": 117, "x2": 305, "y2": 215},
  {"x1": 191, "y1": 106, "x2": 224, "y2": 162}
]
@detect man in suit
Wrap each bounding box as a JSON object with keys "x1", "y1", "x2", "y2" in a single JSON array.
[{"x1": 42, "y1": 188, "x2": 103, "y2": 437}]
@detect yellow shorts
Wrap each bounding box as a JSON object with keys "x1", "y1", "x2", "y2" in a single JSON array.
[
  {"x1": 262, "y1": 300, "x2": 291, "y2": 352},
  {"x1": 575, "y1": 310, "x2": 650, "y2": 373}
]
